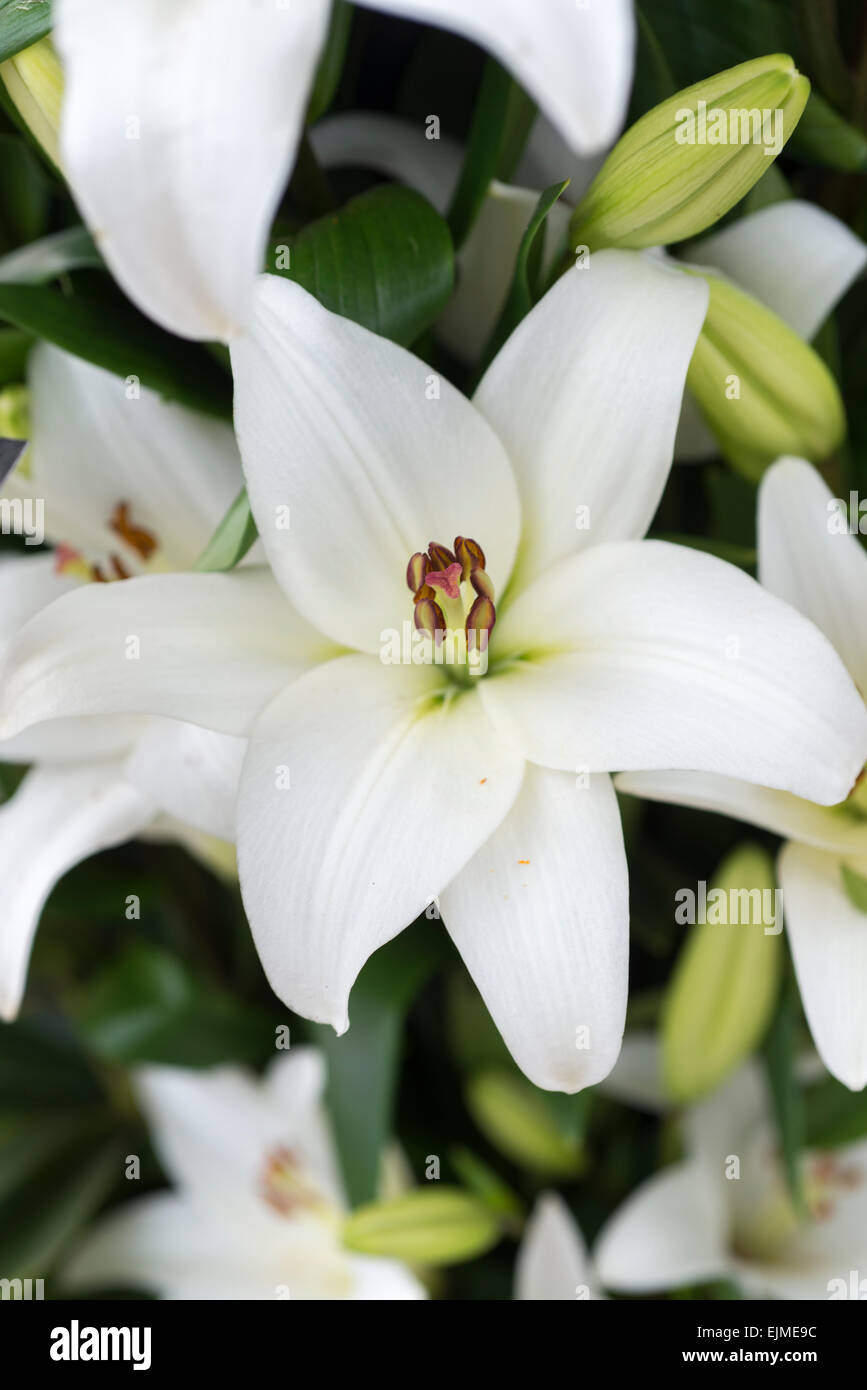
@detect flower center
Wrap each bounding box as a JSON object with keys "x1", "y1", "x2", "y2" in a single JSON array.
[
  {"x1": 55, "y1": 500, "x2": 159, "y2": 583},
  {"x1": 259, "y1": 1145, "x2": 330, "y2": 1220},
  {"x1": 406, "y1": 536, "x2": 496, "y2": 681}
]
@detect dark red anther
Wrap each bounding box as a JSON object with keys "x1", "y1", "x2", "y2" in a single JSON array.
[
  {"x1": 406, "y1": 551, "x2": 429, "y2": 593},
  {"x1": 428, "y1": 540, "x2": 456, "y2": 570}
]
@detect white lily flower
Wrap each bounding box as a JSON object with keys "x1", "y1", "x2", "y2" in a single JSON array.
[
  {"x1": 52, "y1": 0, "x2": 635, "y2": 341},
  {"x1": 618, "y1": 457, "x2": 867, "y2": 1092},
  {"x1": 595, "y1": 1063, "x2": 867, "y2": 1299},
  {"x1": 0, "y1": 344, "x2": 248, "y2": 1019},
  {"x1": 515, "y1": 1192, "x2": 601, "y2": 1300},
  {"x1": 674, "y1": 201, "x2": 867, "y2": 459},
  {"x1": 63, "y1": 1045, "x2": 426, "y2": 1299},
  {"x1": 3, "y1": 254, "x2": 866, "y2": 1091}
]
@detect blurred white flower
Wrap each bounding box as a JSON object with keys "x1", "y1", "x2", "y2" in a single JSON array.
[
  {"x1": 619, "y1": 457, "x2": 867, "y2": 1092},
  {"x1": 595, "y1": 1064, "x2": 867, "y2": 1299},
  {"x1": 0, "y1": 345, "x2": 246, "y2": 1018},
  {"x1": 63, "y1": 1046, "x2": 426, "y2": 1299},
  {"x1": 3, "y1": 256, "x2": 865, "y2": 1092},
  {"x1": 52, "y1": 0, "x2": 635, "y2": 340},
  {"x1": 515, "y1": 1192, "x2": 600, "y2": 1300}
]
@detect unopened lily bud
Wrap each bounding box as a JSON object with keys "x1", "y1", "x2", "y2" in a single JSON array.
[
  {"x1": 570, "y1": 55, "x2": 809, "y2": 252},
  {"x1": 0, "y1": 384, "x2": 30, "y2": 441},
  {"x1": 663, "y1": 843, "x2": 782, "y2": 1103},
  {"x1": 0, "y1": 38, "x2": 63, "y2": 168},
  {"x1": 342, "y1": 1188, "x2": 500, "y2": 1265},
  {"x1": 686, "y1": 271, "x2": 845, "y2": 479},
  {"x1": 465, "y1": 1068, "x2": 583, "y2": 1176}
]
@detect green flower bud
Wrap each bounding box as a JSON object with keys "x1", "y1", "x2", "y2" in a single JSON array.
[
  {"x1": 0, "y1": 384, "x2": 29, "y2": 440},
  {"x1": 0, "y1": 38, "x2": 63, "y2": 168},
  {"x1": 686, "y1": 270, "x2": 846, "y2": 480},
  {"x1": 465, "y1": 1067, "x2": 583, "y2": 1176},
  {"x1": 570, "y1": 55, "x2": 809, "y2": 252},
  {"x1": 663, "y1": 844, "x2": 783, "y2": 1103},
  {"x1": 342, "y1": 1188, "x2": 500, "y2": 1266}
]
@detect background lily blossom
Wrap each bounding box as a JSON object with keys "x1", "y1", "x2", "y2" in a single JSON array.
[
  {"x1": 619, "y1": 456, "x2": 867, "y2": 1092},
  {"x1": 0, "y1": 344, "x2": 246, "y2": 1019},
  {"x1": 595, "y1": 1063, "x2": 867, "y2": 1299},
  {"x1": 63, "y1": 1046, "x2": 426, "y2": 1299}
]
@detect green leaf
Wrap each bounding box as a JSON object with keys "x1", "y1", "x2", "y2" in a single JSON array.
[
  {"x1": 763, "y1": 970, "x2": 806, "y2": 1212},
  {"x1": 307, "y1": 919, "x2": 448, "y2": 1206},
  {"x1": 805, "y1": 1076, "x2": 867, "y2": 1149},
  {"x1": 0, "y1": 1016, "x2": 103, "y2": 1109},
  {"x1": 0, "y1": 1137, "x2": 120, "y2": 1278},
  {"x1": 0, "y1": 324, "x2": 30, "y2": 383},
  {"x1": 477, "y1": 179, "x2": 569, "y2": 376},
  {"x1": 0, "y1": 133, "x2": 49, "y2": 249},
  {"x1": 343, "y1": 1187, "x2": 501, "y2": 1265},
  {"x1": 0, "y1": 0, "x2": 51, "y2": 65},
  {"x1": 447, "y1": 58, "x2": 514, "y2": 250},
  {"x1": 465, "y1": 1068, "x2": 584, "y2": 1177},
  {"x1": 789, "y1": 92, "x2": 867, "y2": 172},
  {"x1": 0, "y1": 225, "x2": 102, "y2": 284},
  {"x1": 306, "y1": 0, "x2": 353, "y2": 125},
  {"x1": 76, "y1": 944, "x2": 277, "y2": 1068},
  {"x1": 840, "y1": 862, "x2": 867, "y2": 914},
  {"x1": 194, "y1": 487, "x2": 259, "y2": 573},
  {"x1": 0, "y1": 271, "x2": 233, "y2": 417},
  {"x1": 269, "y1": 183, "x2": 454, "y2": 347},
  {"x1": 448, "y1": 1146, "x2": 525, "y2": 1228}
]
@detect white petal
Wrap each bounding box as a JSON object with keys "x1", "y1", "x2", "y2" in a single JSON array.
[
  {"x1": 364, "y1": 0, "x2": 635, "y2": 154},
  {"x1": 123, "y1": 720, "x2": 246, "y2": 841},
  {"x1": 599, "y1": 1031, "x2": 672, "y2": 1112},
  {"x1": 28, "y1": 344, "x2": 242, "y2": 567},
  {"x1": 759, "y1": 456, "x2": 867, "y2": 692},
  {"x1": 0, "y1": 715, "x2": 145, "y2": 765},
  {"x1": 615, "y1": 770, "x2": 867, "y2": 855},
  {"x1": 594, "y1": 1161, "x2": 728, "y2": 1292},
  {"x1": 264, "y1": 1048, "x2": 346, "y2": 1206},
  {"x1": 62, "y1": 1192, "x2": 235, "y2": 1296},
  {"x1": 310, "y1": 111, "x2": 462, "y2": 215},
  {"x1": 0, "y1": 553, "x2": 145, "y2": 763},
  {"x1": 348, "y1": 1257, "x2": 428, "y2": 1300},
  {"x1": 687, "y1": 201, "x2": 867, "y2": 342},
  {"x1": 230, "y1": 274, "x2": 521, "y2": 652},
  {"x1": 440, "y1": 766, "x2": 628, "y2": 1092},
  {"x1": 778, "y1": 841, "x2": 867, "y2": 1091},
  {"x1": 0, "y1": 762, "x2": 153, "y2": 1019},
  {"x1": 237, "y1": 655, "x2": 524, "y2": 1031},
  {"x1": 55, "y1": 0, "x2": 332, "y2": 339},
  {"x1": 683, "y1": 1063, "x2": 770, "y2": 1172},
  {"x1": 481, "y1": 540, "x2": 867, "y2": 804},
  {"x1": 515, "y1": 1192, "x2": 592, "y2": 1300},
  {"x1": 0, "y1": 553, "x2": 80, "y2": 651},
  {"x1": 474, "y1": 251, "x2": 708, "y2": 591},
  {"x1": 0, "y1": 569, "x2": 325, "y2": 739}
]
